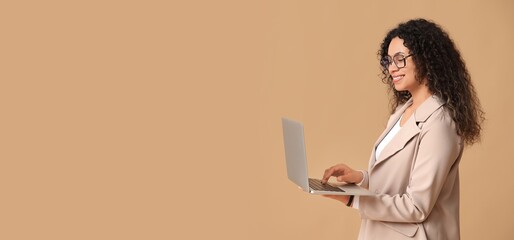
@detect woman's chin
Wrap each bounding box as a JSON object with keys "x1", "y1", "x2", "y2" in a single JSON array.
[{"x1": 393, "y1": 85, "x2": 405, "y2": 92}]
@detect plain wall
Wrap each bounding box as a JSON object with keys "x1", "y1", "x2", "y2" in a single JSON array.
[{"x1": 2, "y1": 0, "x2": 513, "y2": 239}]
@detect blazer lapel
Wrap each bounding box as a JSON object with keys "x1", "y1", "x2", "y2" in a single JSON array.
[
  {"x1": 373, "y1": 99, "x2": 412, "y2": 148},
  {"x1": 373, "y1": 116, "x2": 420, "y2": 166},
  {"x1": 369, "y1": 99, "x2": 412, "y2": 167},
  {"x1": 370, "y1": 95, "x2": 445, "y2": 169}
]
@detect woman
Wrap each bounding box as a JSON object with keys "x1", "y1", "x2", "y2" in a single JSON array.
[{"x1": 320, "y1": 19, "x2": 484, "y2": 239}]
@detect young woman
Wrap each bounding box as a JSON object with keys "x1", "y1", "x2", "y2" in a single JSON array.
[{"x1": 321, "y1": 19, "x2": 484, "y2": 239}]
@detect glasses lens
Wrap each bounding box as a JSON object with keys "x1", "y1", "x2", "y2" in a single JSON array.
[{"x1": 393, "y1": 55, "x2": 407, "y2": 68}]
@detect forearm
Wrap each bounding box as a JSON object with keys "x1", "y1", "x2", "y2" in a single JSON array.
[{"x1": 359, "y1": 193, "x2": 428, "y2": 223}]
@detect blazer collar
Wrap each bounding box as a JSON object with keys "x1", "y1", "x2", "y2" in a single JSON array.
[
  {"x1": 413, "y1": 95, "x2": 446, "y2": 123},
  {"x1": 371, "y1": 95, "x2": 445, "y2": 167}
]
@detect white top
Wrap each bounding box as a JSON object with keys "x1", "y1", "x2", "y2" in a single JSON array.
[
  {"x1": 375, "y1": 116, "x2": 403, "y2": 161},
  {"x1": 353, "y1": 115, "x2": 403, "y2": 209}
]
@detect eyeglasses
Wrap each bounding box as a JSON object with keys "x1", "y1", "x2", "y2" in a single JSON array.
[{"x1": 381, "y1": 53, "x2": 414, "y2": 69}]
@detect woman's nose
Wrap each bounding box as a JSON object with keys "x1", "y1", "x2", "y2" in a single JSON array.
[{"x1": 388, "y1": 64, "x2": 398, "y2": 74}]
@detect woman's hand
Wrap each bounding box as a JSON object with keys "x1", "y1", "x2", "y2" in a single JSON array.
[
  {"x1": 320, "y1": 163, "x2": 362, "y2": 206},
  {"x1": 321, "y1": 194, "x2": 351, "y2": 205},
  {"x1": 321, "y1": 163, "x2": 363, "y2": 184}
]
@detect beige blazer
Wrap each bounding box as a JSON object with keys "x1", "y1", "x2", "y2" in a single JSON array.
[{"x1": 357, "y1": 95, "x2": 463, "y2": 240}]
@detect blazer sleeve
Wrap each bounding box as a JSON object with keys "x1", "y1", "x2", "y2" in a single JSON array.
[
  {"x1": 358, "y1": 170, "x2": 369, "y2": 189},
  {"x1": 358, "y1": 114, "x2": 462, "y2": 223}
]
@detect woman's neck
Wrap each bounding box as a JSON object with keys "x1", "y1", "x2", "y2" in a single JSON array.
[{"x1": 409, "y1": 83, "x2": 432, "y2": 109}]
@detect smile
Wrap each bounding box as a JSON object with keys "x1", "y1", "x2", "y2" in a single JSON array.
[{"x1": 392, "y1": 75, "x2": 404, "y2": 83}]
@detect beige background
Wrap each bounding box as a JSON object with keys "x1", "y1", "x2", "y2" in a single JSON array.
[{"x1": 1, "y1": 0, "x2": 513, "y2": 239}]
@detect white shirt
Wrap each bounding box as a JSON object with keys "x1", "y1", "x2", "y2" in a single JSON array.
[
  {"x1": 375, "y1": 116, "x2": 403, "y2": 161},
  {"x1": 353, "y1": 116, "x2": 403, "y2": 209}
]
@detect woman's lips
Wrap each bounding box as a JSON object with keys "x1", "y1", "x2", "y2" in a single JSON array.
[{"x1": 392, "y1": 75, "x2": 404, "y2": 83}]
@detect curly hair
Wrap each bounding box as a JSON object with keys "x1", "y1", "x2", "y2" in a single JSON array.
[{"x1": 378, "y1": 18, "x2": 484, "y2": 145}]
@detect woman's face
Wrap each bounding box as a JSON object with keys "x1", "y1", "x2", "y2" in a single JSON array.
[{"x1": 386, "y1": 37, "x2": 423, "y2": 93}]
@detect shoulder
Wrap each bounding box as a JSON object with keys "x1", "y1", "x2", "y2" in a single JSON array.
[
  {"x1": 423, "y1": 104, "x2": 454, "y2": 129},
  {"x1": 415, "y1": 96, "x2": 461, "y2": 143},
  {"x1": 415, "y1": 95, "x2": 453, "y2": 128},
  {"x1": 417, "y1": 105, "x2": 463, "y2": 167},
  {"x1": 425, "y1": 105, "x2": 453, "y2": 125},
  {"x1": 420, "y1": 105, "x2": 462, "y2": 146}
]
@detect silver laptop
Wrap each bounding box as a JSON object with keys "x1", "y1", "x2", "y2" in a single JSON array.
[{"x1": 281, "y1": 117, "x2": 374, "y2": 196}]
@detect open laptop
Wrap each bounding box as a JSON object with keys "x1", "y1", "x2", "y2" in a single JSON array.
[{"x1": 281, "y1": 117, "x2": 374, "y2": 196}]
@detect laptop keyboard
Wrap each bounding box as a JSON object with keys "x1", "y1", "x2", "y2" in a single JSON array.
[{"x1": 308, "y1": 178, "x2": 345, "y2": 192}]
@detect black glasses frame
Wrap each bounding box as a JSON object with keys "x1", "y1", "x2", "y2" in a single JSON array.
[{"x1": 381, "y1": 53, "x2": 414, "y2": 69}]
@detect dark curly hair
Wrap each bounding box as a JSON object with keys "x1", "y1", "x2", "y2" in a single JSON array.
[{"x1": 378, "y1": 18, "x2": 484, "y2": 145}]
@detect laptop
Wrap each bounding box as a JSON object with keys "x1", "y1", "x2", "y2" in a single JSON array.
[{"x1": 281, "y1": 117, "x2": 374, "y2": 196}]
